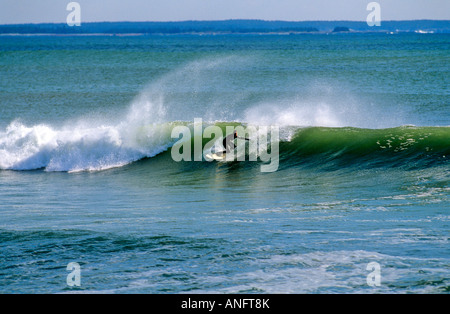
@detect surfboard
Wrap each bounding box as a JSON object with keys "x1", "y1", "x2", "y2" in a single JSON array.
[{"x1": 205, "y1": 152, "x2": 226, "y2": 161}]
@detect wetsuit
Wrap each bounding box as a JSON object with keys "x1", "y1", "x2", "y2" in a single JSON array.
[{"x1": 222, "y1": 132, "x2": 249, "y2": 154}]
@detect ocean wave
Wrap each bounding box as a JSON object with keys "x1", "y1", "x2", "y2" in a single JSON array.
[
  {"x1": 279, "y1": 125, "x2": 449, "y2": 170},
  {"x1": 0, "y1": 120, "x2": 448, "y2": 172}
]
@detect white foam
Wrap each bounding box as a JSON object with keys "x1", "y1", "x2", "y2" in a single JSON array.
[
  {"x1": 0, "y1": 100, "x2": 174, "y2": 172},
  {"x1": 198, "y1": 250, "x2": 446, "y2": 294}
]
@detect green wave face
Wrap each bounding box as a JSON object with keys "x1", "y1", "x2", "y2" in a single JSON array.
[
  {"x1": 165, "y1": 123, "x2": 449, "y2": 171},
  {"x1": 280, "y1": 126, "x2": 449, "y2": 170}
]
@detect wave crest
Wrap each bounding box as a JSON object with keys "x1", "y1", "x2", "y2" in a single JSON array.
[{"x1": 0, "y1": 119, "x2": 174, "y2": 172}]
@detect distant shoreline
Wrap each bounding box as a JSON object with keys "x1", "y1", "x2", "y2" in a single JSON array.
[
  {"x1": 0, "y1": 31, "x2": 442, "y2": 37},
  {"x1": 0, "y1": 20, "x2": 448, "y2": 35}
]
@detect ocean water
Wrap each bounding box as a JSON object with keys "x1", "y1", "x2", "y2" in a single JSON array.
[{"x1": 0, "y1": 33, "x2": 449, "y2": 294}]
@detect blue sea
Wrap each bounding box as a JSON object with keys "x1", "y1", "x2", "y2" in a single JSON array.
[{"x1": 0, "y1": 33, "x2": 449, "y2": 293}]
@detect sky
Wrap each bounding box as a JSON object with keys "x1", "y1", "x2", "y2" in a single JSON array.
[{"x1": 0, "y1": 0, "x2": 449, "y2": 24}]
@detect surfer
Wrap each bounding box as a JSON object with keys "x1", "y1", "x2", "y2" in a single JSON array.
[{"x1": 222, "y1": 130, "x2": 249, "y2": 154}]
